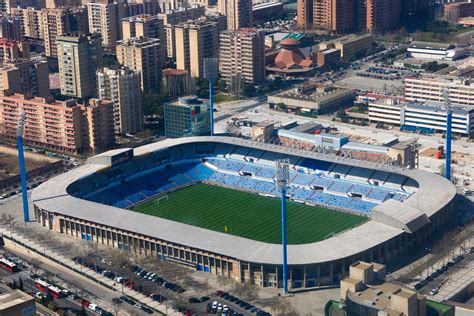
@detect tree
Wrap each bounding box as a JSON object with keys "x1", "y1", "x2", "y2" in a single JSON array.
[
  {"x1": 77, "y1": 304, "x2": 87, "y2": 316},
  {"x1": 336, "y1": 108, "x2": 348, "y2": 122},
  {"x1": 18, "y1": 278, "x2": 23, "y2": 291},
  {"x1": 217, "y1": 78, "x2": 227, "y2": 91},
  {"x1": 12, "y1": 279, "x2": 17, "y2": 289}
]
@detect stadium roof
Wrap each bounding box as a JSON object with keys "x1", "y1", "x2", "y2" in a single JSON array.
[{"x1": 32, "y1": 136, "x2": 456, "y2": 265}]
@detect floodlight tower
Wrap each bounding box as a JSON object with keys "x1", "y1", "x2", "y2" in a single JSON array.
[
  {"x1": 276, "y1": 159, "x2": 290, "y2": 294},
  {"x1": 204, "y1": 58, "x2": 218, "y2": 136},
  {"x1": 442, "y1": 89, "x2": 453, "y2": 180},
  {"x1": 17, "y1": 112, "x2": 30, "y2": 222}
]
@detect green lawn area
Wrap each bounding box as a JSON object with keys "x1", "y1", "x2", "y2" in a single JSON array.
[
  {"x1": 418, "y1": 28, "x2": 474, "y2": 43},
  {"x1": 213, "y1": 92, "x2": 239, "y2": 104},
  {"x1": 131, "y1": 184, "x2": 367, "y2": 245}
]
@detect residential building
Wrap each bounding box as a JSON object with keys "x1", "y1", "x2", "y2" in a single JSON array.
[
  {"x1": 57, "y1": 33, "x2": 102, "y2": 99},
  {"x1": 41, "y1": 7, "x2": 88, "y2": 58},
  {"x1": 87, "y1": 0, "x2": 125, "y2": 48},
  {"x1": 0, "y1": 14, "x2": 21, "y2": 40},
  {"x1": 226, "y1": 0, "x2": 252, "y2": 30},
  {"x1": 11, "y1": 7, "x2": 88, "y2": 56},
  {"x1": 319, "y1": 33, "x2": 372, "y2": 60},
  {"x1": 404, "y1": 75, "x2": 474, "y2": 106},
  {"x1": 219, "y1": 28, "x2": 265, "y2": 86},
  {"x1": 97, "y1": 67, "x2": 143, "y2": 135},
  {"x1": 0, "y1": 59, "x2": 50, "y2": 97},
  {"x1": 296, "y1": 0, "x2": 312, "y2": 29},
  {"x1": 159, "y1": 5, "x2": 206, "y2": 59},
  {"x1": 444, "y1": 1, "x2": 474, "y2": 21},
  {"x1": 162, "y1": 68, "x2": 195, "y2": 99},
  {"x1": 0, "y1": 290, "x2": 35, "y2": 316},
  {"x1": 83, "y1": 98, "x2": 115, "y2": 152},
  {"x1": 0, "y1": 38, "x2": 29, "y2": 64},
  {"x1": 0, "y1": 93, "x2": 86, "y2": 153},
  {"x1": 368, "y1": 98, "x2": 474, "y2": 137},
  {"x1": 313, "y1": 0, "x2": 355, "y2": 34},
  {"x1": 339, "y1": 261, "x2": 434, "y2": 316},
  {"x1": 122, "y1": 14, "x2": 166, "y2": 67},
  {"x1": 0, "y1": 0, "x2": 13, "y2": 14},
  {"x1": 164, "y1": 95, "x2": 210, "y2": 138},
  {"x1": 175, "y1": 18, "x2": 219, "y2": 78},
  {"x1": 116, "y1": 37, "x2": 162, "y2": 91},
  {"x1": 363, "y1": 0, "x2": 401, "y2": 33}
]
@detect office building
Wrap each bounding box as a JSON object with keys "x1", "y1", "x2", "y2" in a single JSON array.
[
  {"x1": 319, "y1": 33, "x2": 372, "y2": 60},
  {"x1": 83, "y1": 98, "x2": 115, "y2": 152},
  {"x1": 226, "y1": 0, "x2": 252, "y2": 30},
  {"x1": 116, "y1": 37, "x2": 162, "y2": 91},
  {"x1": 0, "y1": 14, "x2": 21, "y2": 40},
  {"x1": 268, "y1": 84, "x2": 356, "y2": 115},
  {"x1": 0, "y1": 290, "x2": 35, "y2": 316},
  {"x1": 0, "y1": 93, "x2": 86, "y2": 153},
  {"x1": 175, "y1": 18, "x2": 219, "y2": 78},
  {"x1": 219, "y1": 28, "x2": 265, "y2": 86},
  {"x1": 57, "y1": 33, "x2": 102, "y2": 99},
  {"x1": 122, "y1": 14, "x2": 166, "y2": 67},
  {"x1": 97, "y1": 67, "x2": 143, "y2": 135},
  {"x1": 404, "y1": 75, "x2": 474, "y2": 107},
  {"x1": 340, "y1": 261, "x2": 430, "y2": 316},
  {"x1": 0, "y1": 59, "x2": 50, "y2": 97},
  {"x1": 368, "y1": 98, "x2": 474, "y2": 137},
  {"x1": 87, "y1": 0, "x2": 125, "y2": 48},
  {"x1": 0, "y1": 39, "x2": 29, "y2": 64},
  {"x1": 162, "y1": 68, "x2": 195, "y2": 99},
  {"x1": 164, "y1": 95, "x2": 210, "y2": 138}
]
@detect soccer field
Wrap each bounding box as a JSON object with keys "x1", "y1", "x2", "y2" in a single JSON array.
[{"x1": 131, "y1": 184, "x2": 367, "y2": 245}]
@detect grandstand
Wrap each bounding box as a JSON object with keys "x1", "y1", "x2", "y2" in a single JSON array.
[{"x1": 32, "y1": 136, "x2": 456, "y2": 290}]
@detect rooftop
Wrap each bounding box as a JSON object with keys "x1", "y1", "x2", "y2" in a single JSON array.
[{"x1": 0, "y1": 290, "x2": 34, "y2": 310}]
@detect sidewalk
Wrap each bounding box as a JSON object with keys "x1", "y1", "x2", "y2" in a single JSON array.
[{"x1": 0, "y1": 227, "x2": 181, "y2": 315}]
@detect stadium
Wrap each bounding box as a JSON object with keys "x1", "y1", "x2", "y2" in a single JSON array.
[{"x1": 32, "y1": 136, "x2": 456, "y2": 290}]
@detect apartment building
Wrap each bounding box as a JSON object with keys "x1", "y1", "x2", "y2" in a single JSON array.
[
  {"x1": 405, "y1": 75, "x2": 474, "y2": 107},
  {"x1": 296, "y1": 0, "x2": 312, "y2": 29},
  {"x1": 0, "y1": 38, "x2": 29, "y2": 64},
  {"x1": 226, "y1": 0, "x2": 252, "y2": 30},
  {"x1": 159, "y1": 5, "x2": 206, "y2": 59},
  {"x1": 11, "y1": 7, "x2": 88, "y2": 57},
  {"x1": 97, "y1": 67, "x2": 143, "y2": 135},
  {"x1": 116, "y1": 37, "x2": 162, "y2": 91},
  {"x1": 57, "y1": 33, "x2": 102, "y2": 99},
  {"x1": 83, "y1": 98, "x2": 115, "y2": 152},
  {"x1": 87, "y1": 0, "x2": 125, "y2": 48},
  {"x1": 175, "y1": 18, "x2": 219, "y2": 78},
  {"x1": 312, "y1": 0, "x2": 355, "y2": 34},
  {"x1": 363, "y1": 0, "x2": 400, "y2": 33},
  {"x1": 0, "y1": 93, "x2": 86, "y2": 152},
  {"x1": 368, "y1": 98, "x2": 474, "y2": 137},
  {"x1": 42, "y1": 7, "x2": 88, "y2": 57},
  {"x1": 0, "y1": 15, "x2": 21, "y2": 40},
  {"x1": 220, "y1": 28, "x2": 265, "y2": 86},
  {"x1": 0, "y1": 59, "x2": 50, "y2": 97},
  {"x1": 122, "y1": 14, "x2": 166, "y2": 67}
]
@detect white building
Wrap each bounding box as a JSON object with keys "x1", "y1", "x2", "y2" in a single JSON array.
[
  {"x1": 97, "y1": 67, "x2": 143, "y2": 135},
  {"x1": 407, "y1": 41, "x2": 466, "y2": 61},
  {"x1": 368, "y1": 99, "x2": 474, "y2": 137},
  {"x1": 405, "y1": 75, "x2": 474, "y2": 107}
]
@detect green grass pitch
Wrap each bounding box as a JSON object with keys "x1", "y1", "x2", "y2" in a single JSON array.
[{"x1": 131, "y1": 183, "x2": 367, "y2": 245}]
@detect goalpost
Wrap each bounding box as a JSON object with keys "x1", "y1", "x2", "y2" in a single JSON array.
[{"x1": 156, "y1": 195, "x2": 168, "y2": 204}]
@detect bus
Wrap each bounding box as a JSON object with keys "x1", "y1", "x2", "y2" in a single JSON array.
[
  {"x1": 0, "y1": 258, "x2": 19, "y2": 272},
  {"x1": 48, "y1": 286, "x2": 64, "y2": 299},
  {"x1": 34, "y1": 279, "x2": 50, "y2": 292}
]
